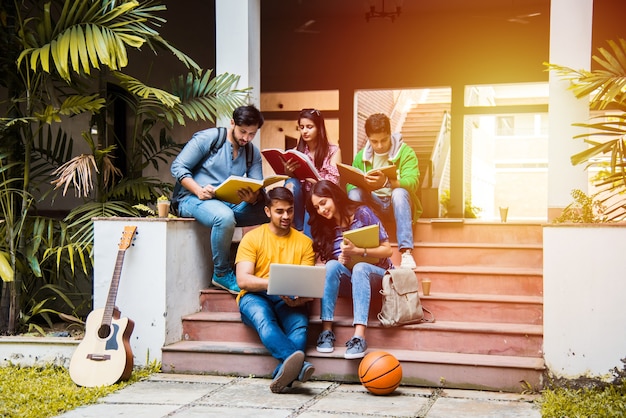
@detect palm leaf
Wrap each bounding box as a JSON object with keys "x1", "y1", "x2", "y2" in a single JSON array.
[
  {"x1": 170, "y1": 71, "x2": 249, "y2": 122},
  {"x1": 113, "y1": 71, "x2": 181, "y2": 108},
  {"x1": 64, "y1": 200, "x2": 139, "y2": 247}
]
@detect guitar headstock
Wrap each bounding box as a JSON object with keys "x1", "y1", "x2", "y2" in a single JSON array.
[{"x1": 119, "y1": 226, "x2": 138, "y2": 250}]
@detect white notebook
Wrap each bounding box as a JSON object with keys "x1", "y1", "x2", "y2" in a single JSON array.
[{"x1": 267, "y1": 264, "x2": 326, "y2": 298}]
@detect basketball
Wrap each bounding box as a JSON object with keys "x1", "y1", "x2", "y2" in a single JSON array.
[{"x1": 358, "y1": 351, "x2": 402, "y2": 395}]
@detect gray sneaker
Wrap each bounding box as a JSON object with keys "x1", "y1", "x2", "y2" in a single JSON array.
[
  {"x1": 270, "y1": 350, "x2": 304, "y2": 393},
  {"x1": 316, "y1": 330, "x2": 336, "y2": 353},
  {"x1": 344, "y1": 336, "x2": 367, "y2": 359}
]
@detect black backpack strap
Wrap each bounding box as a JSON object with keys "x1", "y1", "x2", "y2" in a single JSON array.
[
  {"x1": 211, "y1": 127, "x2": 227, "y2": 156},
  {"x1": 245, "y1": 143, "x2": 254, "y2": 170}
]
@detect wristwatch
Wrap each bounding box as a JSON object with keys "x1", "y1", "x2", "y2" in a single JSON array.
[{"x1": 363, "y1": 248, "x2": 367, "y2": 257}]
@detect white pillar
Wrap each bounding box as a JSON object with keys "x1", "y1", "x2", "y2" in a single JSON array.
[
  {"x1": 215, "y1": 0, "x2": 262, "y2": 146},
  {"x1": 547, "y1": 0, "x2": 594, "y2": 218}
]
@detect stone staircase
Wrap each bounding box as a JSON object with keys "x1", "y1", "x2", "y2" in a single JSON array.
[{"x1": 161, "y1": 220, "x2": 545, "y2": 393}]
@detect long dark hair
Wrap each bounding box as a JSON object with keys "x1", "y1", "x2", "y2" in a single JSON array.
[
  {"x1": 296, "y1": 108, "x2": 331, "y2": 169},
  {"x1": 306, "y1": 180, "x2": 359, "y2": 262}
]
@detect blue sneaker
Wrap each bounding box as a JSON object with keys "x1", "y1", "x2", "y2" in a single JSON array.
[
  {"x1": 211, "y1": 270, "x2": 240, "y2": 294},
  {"x1": 344, "y1": 336, "x2": 367, "y2": 359}
]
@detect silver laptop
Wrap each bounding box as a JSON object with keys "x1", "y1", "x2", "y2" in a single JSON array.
[{"x1": 267, "y1": 264, "x2": 326, "y2": 298}]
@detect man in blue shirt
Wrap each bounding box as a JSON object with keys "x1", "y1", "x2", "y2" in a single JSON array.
[{"x1": 171, "y1": 105, "x2": 269, "y2": 294}]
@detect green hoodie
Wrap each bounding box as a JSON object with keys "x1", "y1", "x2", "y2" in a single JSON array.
[{"x1": 347, "y1": 132, "x2": 423, "y2": 222}]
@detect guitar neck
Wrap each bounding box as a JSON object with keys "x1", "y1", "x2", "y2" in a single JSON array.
[{"x1": 102, "y1": 249, "x2": 127, "y2": 326}]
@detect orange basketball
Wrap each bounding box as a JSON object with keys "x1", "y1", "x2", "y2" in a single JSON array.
[{"x1": 358, "y1": 351, "x2": 402, "y2": 395}]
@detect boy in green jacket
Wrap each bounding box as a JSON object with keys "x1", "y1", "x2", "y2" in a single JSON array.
[{"x1": 346, "y1": 113, "x2": 422, "y2": 269}]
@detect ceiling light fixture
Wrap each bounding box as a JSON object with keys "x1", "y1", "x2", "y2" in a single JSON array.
[{"x1": 366, "y1": 0, "x2": 403, "y2": 23}]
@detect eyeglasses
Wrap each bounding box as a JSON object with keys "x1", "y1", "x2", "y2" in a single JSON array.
[{"x1": 301, "y1": 108, "x2": 321, "y2": 117}]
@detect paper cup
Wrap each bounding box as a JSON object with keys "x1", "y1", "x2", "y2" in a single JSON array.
[
  {"x1": 421, "y1": 278, "x2": 431, "y2": 296},
  {"x1": 158, "y1": 201, "x2": 170, "y2": 218}
]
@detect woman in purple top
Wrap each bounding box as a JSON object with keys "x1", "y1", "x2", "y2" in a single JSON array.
[
  {"x1": 284, "y1": 109, "x2": 341, "y2": 235},
  {"x1": 306, "y1": 180, "x2": 392, "y2": 360}
]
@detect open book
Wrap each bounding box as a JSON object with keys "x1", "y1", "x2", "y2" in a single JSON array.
[
  {"x1": 342, "y1": 224, "x2": 380, "y2": 268},
  {"x1": 337, "y1": 163, "x2": 397, "y2": 190},
  {"x1": 262, "y1": 148, "x2": 322, "y2": 181},
  {"x1": 214, "y1": 175, "x2": 288, "y2": 204}
]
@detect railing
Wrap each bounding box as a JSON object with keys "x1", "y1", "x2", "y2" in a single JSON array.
[{"x1": 426, "y1": 110, "x2": 451, "y2": 190}]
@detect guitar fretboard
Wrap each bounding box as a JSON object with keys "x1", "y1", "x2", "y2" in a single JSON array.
[{"x1": 102, "y1": 249, "x2": 127, "y2": 326}]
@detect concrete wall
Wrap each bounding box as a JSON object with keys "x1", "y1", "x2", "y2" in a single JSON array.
[
  {"x1": 544, "y1": 224, "x2": 626, "y2": 380},
  {"x1": 93, "y1": 218, "x2": 212, "y2": 366}
]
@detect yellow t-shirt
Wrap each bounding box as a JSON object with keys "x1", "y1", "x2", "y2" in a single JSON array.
[{"x1": 235, "y1": 224, "x2": 315, "y2": 300}]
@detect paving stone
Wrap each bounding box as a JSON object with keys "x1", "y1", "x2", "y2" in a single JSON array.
[{"x1": 426, "y1": 396, "x2": 541, "y2": 418}]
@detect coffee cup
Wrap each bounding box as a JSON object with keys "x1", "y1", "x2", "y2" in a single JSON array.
[
  {"x1": 421, "y1": 278, "x2": 431, "y2": 296},
  {"x1": 158, "y1": 201, "x2": 170, "y2": 218}
]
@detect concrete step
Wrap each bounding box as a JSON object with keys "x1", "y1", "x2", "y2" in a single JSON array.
[
  {"x1": 411, "y1": 243, "x2": 543, "y2": 269},
  {"x1": 180, "y1": 312, "x2": 543, "y2": 357},
  {"x1": 414, "y1": 220, "x2": 543, "y2": 245},
  {"x1": 161, "y1": 340, "x2": 544, "y2": 393},
  {"x1": 200, "y1": 280, "x2": 543, "y2": 322},
  {"x1": 413, "y1": 266, "x2": 543, "y2": 296},
  {"x1": 172, "y1": 222, "x2": 545, "y2": 393}
]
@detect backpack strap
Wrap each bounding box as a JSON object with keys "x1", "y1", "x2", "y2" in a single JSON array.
[
  {"x1": 245, "y1": 143, "x2": 253, "y2": 170},
  {"x1": 211, "y1": 127, "x2": 227, "y2": 156},
  {"x1": 171, "y1": 127, "x2": 228, "y2": 213}
]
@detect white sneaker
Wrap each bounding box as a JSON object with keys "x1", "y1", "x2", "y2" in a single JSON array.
[{"x1": 400, "y1": 250, "x2": 417, "y2": 269}]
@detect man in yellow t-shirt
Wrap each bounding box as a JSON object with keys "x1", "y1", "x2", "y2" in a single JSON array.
[{"x1": 235, "y1": 187, "x2": 315, "y2": 393}]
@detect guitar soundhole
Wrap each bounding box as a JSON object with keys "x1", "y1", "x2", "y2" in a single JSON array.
[{"x1": 98, "y1": 324, "x2": 112, "y2": 339}]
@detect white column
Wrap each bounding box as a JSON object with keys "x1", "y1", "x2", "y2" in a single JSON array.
[
  {"x1": 547, "y1": 0, "x2": 594, "y2": 217},
  {"x1": 215, "y1": 0, "x2": 262, "y2": 146}
]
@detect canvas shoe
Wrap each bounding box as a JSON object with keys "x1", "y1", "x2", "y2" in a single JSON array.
[
  {"x1": 400, "y1": 250, "x2": 417, "y2": 269},
  {"x1": 298, "y1": 361, "x2": 315, "y2": 383},
  {"x1": 344, "y1": 336, "x2": 367, "y2": 359},
  {"x1": 316, "y1": 330, "x2": 336, "y2": 353},
  {"x1": 270, "y1": 350, "x2": 304, "y2": 393},
  {"x1": 211, "y1": 270, "x2": 240, "y2": 294}
]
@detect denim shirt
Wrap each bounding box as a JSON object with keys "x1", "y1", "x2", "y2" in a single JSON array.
[{"x1": 170, "y1": 128, "x2": 263, "y2": 201}]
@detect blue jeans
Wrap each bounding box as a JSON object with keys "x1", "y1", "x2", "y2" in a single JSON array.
[
  {"x1": 321, "y1": 259, "x2": 385, "y2": 326},
  {"x1": 284, "y1": 178, "x2": 311, "y2": 237},
  {"x1": 178, "y1": 196, "x2": 268, "y2": 275},
  {"x1": 348, "y1": 187, "x2": 414, "y2": 250},
  {"x1": 239, "y1": 292, "x2": 309, "y2": 376}
]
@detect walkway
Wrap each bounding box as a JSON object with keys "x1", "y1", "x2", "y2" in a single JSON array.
[{"x1": 56, "y1": 373, "x2": 541, "y2": 417}]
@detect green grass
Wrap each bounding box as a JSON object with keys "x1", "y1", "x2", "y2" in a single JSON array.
[
  {"x1": 539, "y1": 381, "x2": 626, "y2": 417},
  {"x1": 2, "y1": 363, "x2": 626, "y2": 417},
  {"x1": 0, "y1": 362, "x2": 160, "y2": 418}
]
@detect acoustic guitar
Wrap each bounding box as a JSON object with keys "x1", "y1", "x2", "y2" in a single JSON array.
[{"x1": 69, "y1": 225, "x2": 137, "y2": 387}]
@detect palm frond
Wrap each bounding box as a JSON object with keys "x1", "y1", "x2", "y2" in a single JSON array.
[
  {"x1": 17, "y1": 0, "x2": 157, "y2": 81},
  {"x1": 170, "y1": 71, "x2": 249, "y2": 123},
  {"x1": 59, "y1": 94, "x2": 106, "y2": 115},
  {"x1": 108, "y1": 176, "x2": 170, "y2": 203},
  {"x1": 113, "y1": 71, "x2": 181, "y2": 108},
  {"x1": 50, "y1": 154, "x2": 98, "y2": 197},
  {"x1": 64, "y1": 200, "x2": 139, "y2": 245}
]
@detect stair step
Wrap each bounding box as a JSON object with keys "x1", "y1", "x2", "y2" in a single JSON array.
[
  {"x1": 161, "y1": 340, "x2": 544, "y2": 392},
  {"x1": 412, "y1": 243, "x2": 543, "y2": 268},
  {"x1": 200, "y1": 287, "x2": 543, "y2": 323},
  {"x1": 413, "y1": 265, "x2": 543, "y2": 296},
  {"x1": 168, "y1": 222, "x2": 546, "y2": 392},
  {"x1": 414, "y1": 221, "x2": 543, "y2": 245},
  {"x1": 180, "y1": 312, "x2": 543, "y2": 356}
]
